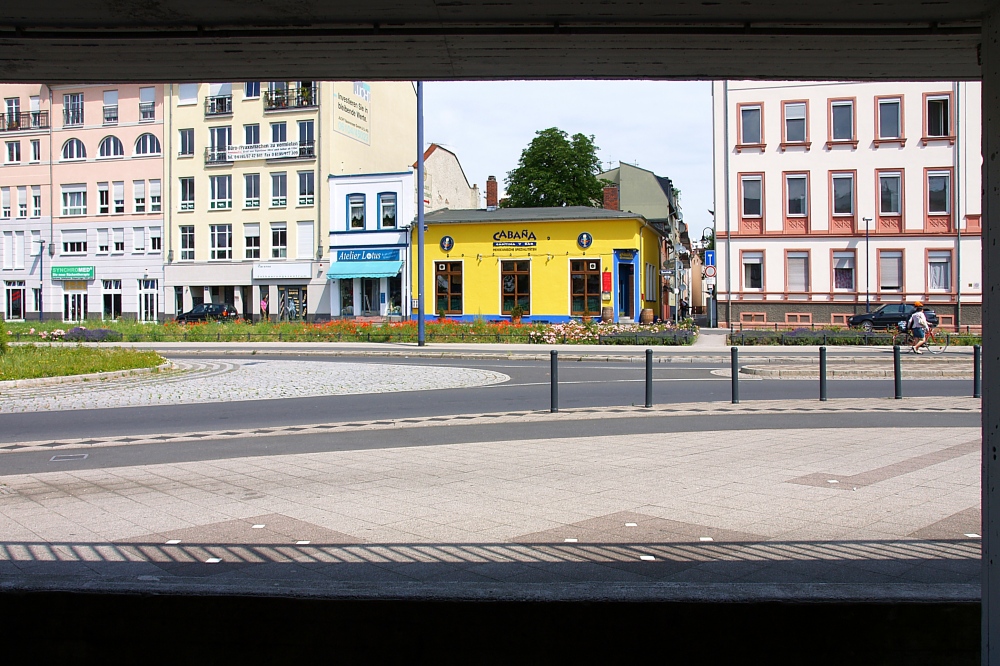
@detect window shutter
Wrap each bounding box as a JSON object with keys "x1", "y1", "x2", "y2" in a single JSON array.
[
  {"x1": 113, "y1": 181, "x2": 124, "y2": 201},
  {"x1": 2, "y1": 231, "x2": 11, "y2": 269},
  {"x1": 30, "y1": 230, "x2": 40, "y2": 256},
  {"x1": 140, "y1": 87, "x2": 155, "y2": 103},
  {"x1": 62, "y1": 229, "x2": 87, "y2": 243},
  {"x1": 833, "y1": 253, "x2": 854, "y2": 270},
  {"x1": 880, "y1": 252, "x2": 903, "y2": 289},
  {"x1": 178, "y1": 84, "x2": 198, "y2": 104},
  {"x1": 134, "y1": 180, "x2": 145, "y2": 199},
  {"x1": 787, "y1": 253, "x2": 809, "y2": 291},
  {"x1": 297, "y1": 221, "x2": 314, "y2": 259},
  {"x1": 149, "y1": 179, "x2": 161, "y2": 199},
  {"x1": 103, "y1": 90, "x2": 118, "y2": 106},
  {"x1": 98, "y1": 228, "x2": 109, "y2": 247}
]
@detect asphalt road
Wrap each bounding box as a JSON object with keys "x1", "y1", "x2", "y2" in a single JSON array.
[{"x1": 0, "y1": 354, "x2": 977, "y2": 446}]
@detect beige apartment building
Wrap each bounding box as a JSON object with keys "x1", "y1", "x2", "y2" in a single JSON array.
[{"x1": 163, "y1": 81, "x2": 416, "y2": 320}]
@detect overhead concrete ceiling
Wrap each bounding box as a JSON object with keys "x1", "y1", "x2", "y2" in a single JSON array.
[{"x1": 0, "y1": 1, "x2": 992, "y2": 81}]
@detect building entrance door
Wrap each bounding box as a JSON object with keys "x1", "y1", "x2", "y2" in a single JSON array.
[
  {"x1": 618, "y1": 264, "x2": 634, "y2": 321},
  {"x1": 5, "y1": 280, "x2": 25, "y2": 320},
  {"x1": 139, "y1": 279, "x2": 158, "y2": 322},
  {"x1": 361, "y1": 278, "x2": 380, "y2": 316}
]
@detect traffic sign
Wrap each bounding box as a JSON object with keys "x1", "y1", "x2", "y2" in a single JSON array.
[
  {"x1": 704, "y1": 250, "x2": 716, "y2": 266},
  {"x1": 705, "y1": 276, "x2": 717, "y2": 286},
  {"x1": 704, "y1": 265, "x2": 717, "y2": 278}
]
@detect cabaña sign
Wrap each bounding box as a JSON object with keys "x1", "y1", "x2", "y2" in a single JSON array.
[{"x1": 493, "y1": 229, "x2": 537, "y2": 241}]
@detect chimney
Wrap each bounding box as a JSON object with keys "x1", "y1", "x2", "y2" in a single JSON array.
[
  {"x1": 603, "y1": 185, "x2": 620, "y2": 210},
  {"x1": 486, "y1": 175, "x2": 498, "y2": 211}
]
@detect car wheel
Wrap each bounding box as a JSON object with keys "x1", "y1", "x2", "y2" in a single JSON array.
[{"x1": 860, "y1": 320, "x2": 874, "y2": 332}]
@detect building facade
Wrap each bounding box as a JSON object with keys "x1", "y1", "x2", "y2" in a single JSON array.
[
  {"x1": 1, "y1": 83, "x2": 165, "y2": 322},
  {"x1": 420, "y1": 144, "x2": 481, "y2": 212},
  {"x1": 713, "y1": 80, "x2": 982, "y2": 329},
  {"x1": 414, "y1": 207, "x2": 665, "y2": 323},
  {"x1": 162, "y1": 81, "x2": 416, "y2": 321}
]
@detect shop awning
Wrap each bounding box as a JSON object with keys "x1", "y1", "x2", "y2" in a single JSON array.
[{"x1": 326, "y1": 261, "x2": 403, "y2": 280}]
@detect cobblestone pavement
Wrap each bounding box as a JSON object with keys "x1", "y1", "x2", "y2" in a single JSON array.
[
  {"x1": 0, "y1": 359, "x2": 510, "y2": 414},
  {"x1": 0, "y1": 417, "x2": 981, "y2": 598}
]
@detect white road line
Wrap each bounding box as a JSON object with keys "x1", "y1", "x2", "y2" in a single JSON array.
[{"x1": 492, "y1": 377, "x2": 762, "y2": 387}]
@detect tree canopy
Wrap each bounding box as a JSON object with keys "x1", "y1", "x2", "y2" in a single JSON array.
[{"x1": 501, "y1": 128, "x2": 606, "y2": 208}]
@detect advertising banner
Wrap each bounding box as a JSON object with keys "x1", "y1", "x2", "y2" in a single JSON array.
[
  {"x1": 336, "y1": 248, "x2": 400, "y2": 262},
  {"x1": 226, "y1": 142, "x2": 300, "y2": 161},
  {"x1": 333, "y1": 82, "x2": 371, "y2": 145},
  {"x1": 51, "y1": 266, "x2": 95, "y2": 280}
]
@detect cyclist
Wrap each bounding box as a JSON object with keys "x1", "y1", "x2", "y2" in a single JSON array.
[{"x1": 907, "y1": 301, "x2": 930, "y2": 354}]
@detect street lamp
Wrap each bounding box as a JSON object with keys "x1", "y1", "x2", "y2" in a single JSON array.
[
  {"x1": 862, "y1": 216, "x2": 872, "y2": 313},
  {"x1": 33, "y1": 238, "x2": 45, "y2": 321}
]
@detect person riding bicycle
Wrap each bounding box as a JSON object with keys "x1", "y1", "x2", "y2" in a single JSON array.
[{"x1": 907, "y1": 301, "x2": 930, "y2": 354}]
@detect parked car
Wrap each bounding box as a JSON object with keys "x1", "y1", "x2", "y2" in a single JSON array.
[
  {"x1": 848, "y1": 304, "x2": 939, "y2": 332},
  {"x1": 174, "y1": 303, "x2": 240, "y2": 323}
]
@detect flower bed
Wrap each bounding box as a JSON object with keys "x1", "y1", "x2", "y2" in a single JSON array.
[{"x1": 727, "y1": 327, "x2": 983, "y2": 346}]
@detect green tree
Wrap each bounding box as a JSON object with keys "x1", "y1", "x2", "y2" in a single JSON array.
[{"x1": 501, "y1": 128, "x2": 607, "y2": 208}]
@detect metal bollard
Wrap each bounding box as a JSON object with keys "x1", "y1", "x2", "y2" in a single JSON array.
[
  {"x1": 893, "y1": 345, "x2": 902, "y2": 399},
  {"x1": 731, "y1": 346, "x2": 740, "y2": 404},
  {"x1": 550, "y1": 350, "x2": 559, "y2": 413},
  {"x1": 645, "y1": 348, "x2": 653, "y2": 408},
  {"x1": 819, "y1": 346, "x2": 828, "y2": 402},
  {"x1": 974, "y1": 344, "x2": 982, "y2": 399}
]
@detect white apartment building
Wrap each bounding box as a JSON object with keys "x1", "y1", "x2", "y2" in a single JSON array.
[{"x1": 712, "y1": 80, "x2": 982, "y2": 330}]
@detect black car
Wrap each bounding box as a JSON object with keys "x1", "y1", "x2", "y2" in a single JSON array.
[
  {"x1": 174, "y1": 303, "x2": 240, "y2": 323},
  {"x1": 848, "y1": 304, "x2": 939, "y2": 332}
]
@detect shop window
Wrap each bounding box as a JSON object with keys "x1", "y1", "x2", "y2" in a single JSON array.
[
  {"x1": 340, "y1": 278, "x2": 354, "y2": 316},
  {"x1": 102, "y1": 279, "x2": 122, "y2": 320},
  {"x1": 5, "y1": 280, "x2": 26, "y2": 320},
  {"x1": 501, "y1": 260, "x2": 530, "y2": 315},
  {"x1": 435, "y1": 261, "x2": 463, "y2": 315},
  {"x1": 570, "y1": 259, "x2": 601, "y2": 316}
]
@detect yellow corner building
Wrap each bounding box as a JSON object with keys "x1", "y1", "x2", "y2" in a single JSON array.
[{"x1": 413, "y1": 207, "x2": 666, "y2": 323}]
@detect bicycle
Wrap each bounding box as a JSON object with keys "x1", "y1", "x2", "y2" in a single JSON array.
[{"x1": 890, "y1": 324, "x2": 950, "y2": 354}]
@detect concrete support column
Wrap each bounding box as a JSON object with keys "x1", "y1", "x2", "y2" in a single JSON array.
[{"x1": 984, "y1": 11, "x2": 1000, "y2": 665}]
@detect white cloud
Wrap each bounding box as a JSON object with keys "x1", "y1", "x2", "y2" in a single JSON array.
[{"x1": 424, "y1": 80, "x2": 713, "y2": 232}]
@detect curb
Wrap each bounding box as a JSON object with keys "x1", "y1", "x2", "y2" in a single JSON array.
[
  {"x1": 739, "y1": 363, "x2": 973, "y2": 379},
  {"x1": 0, "y1": 360, "x2": 174, "y2": 389}
]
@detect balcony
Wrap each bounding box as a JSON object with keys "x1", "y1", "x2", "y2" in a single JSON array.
[
  {"x1": 205, "y1": 147, "x2": 230, "y2": 165},
  {"x1": 103, "y1": 105, "x2": 118, "y2": 125},
  {"x1": 139, "y1": 102, "x2": 155, "y2": 121},
  {"x1": 263, "y1": 84, "x2": 319, "y2": 111},
  {"x1": 63, "y1": 109, "x2": 84, "y2": 126},
  {"x1": 298, "y1": 140, "x2": 315, "y2": 158},
  {"x1": 205, "y1": 95, "x2": 233, "y2": 117},
  {"x1": 1, "y1": 111, "x2": 50, "y2": 132}
]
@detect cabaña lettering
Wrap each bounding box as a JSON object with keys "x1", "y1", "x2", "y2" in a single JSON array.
[{"x1": 492, "y1": 229, "x2": 537, "y2": 241}]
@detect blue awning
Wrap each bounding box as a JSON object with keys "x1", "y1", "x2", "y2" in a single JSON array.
[{"x1": 326, "y1": 261, "x2": 403, "y2": 279}]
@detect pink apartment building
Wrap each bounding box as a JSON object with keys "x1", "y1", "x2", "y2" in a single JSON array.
[{"x1": 0, "y1": 83, "x2": 165, "y2": 322}]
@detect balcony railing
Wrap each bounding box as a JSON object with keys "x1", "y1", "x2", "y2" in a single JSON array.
[
  {"x1": 1, "y1": 111, "x2": 50, "y2": 132},
  {"x1": 103, "y1": 105, "x2": 118, "y2": 125},
  {"x1": 139, "y1": 102, "x2": 155, "y2": 121},
  {"x1": 63, "y1": 108, "x2": 84, "y2": 126},
  {"x1": 205, "y1": 95, "x2": 233, "y2": 116},
  {"x1": 205, "y1": 147, "x2": 230, "y2": 165},
  {"x1": 263, "y1": 84, "x2": 319, "y2": 111},
  {"x1": 298, "y1": 140, "x2": 316, "y2": 158}
]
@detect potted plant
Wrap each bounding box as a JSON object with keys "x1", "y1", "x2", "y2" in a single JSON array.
[{"x1": 509, "y1": 303, "x2": 525, "y2": 324}]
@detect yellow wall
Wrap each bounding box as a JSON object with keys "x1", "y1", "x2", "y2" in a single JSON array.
[{"x1": 412, "y1": 216, "x2": 663, "y2": 321}]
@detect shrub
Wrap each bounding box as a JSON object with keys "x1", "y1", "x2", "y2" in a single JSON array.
[
  {"x1": 63, "y1": 327, "x2": 125, "y2": 342},
  {"x1": 0, "y1": 327, "x2": 8, "y2": 355}
]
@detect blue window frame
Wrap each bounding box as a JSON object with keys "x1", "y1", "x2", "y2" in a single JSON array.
[
  {"x1": 378, "y1": 192, "x2": 397, "y2": 228},
  {"x1": 348, "y1": 193, "x2": 365, "y2": 230}
]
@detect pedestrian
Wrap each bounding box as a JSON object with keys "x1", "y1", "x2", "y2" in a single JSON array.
[
  {"x1": 259, "y1": 294, "x2": 268, "y2": 322},
  {"x1": 679, "y1": 298, "x2": 689, "y2": 320},
  {"x1": 907, "y1": 301, "x2": 930, "y2": 354}
]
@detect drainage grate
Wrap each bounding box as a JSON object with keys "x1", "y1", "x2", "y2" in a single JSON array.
[{"x1": 50, "y1": 453, "x2": 88, "y2": 462}]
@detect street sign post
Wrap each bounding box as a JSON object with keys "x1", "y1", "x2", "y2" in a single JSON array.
[
  {"x1": 704, "y1": 250, "x2": 716, "y2": 266},
  {"x1": 704, "y1": 265, "x2": 717, "y2": 278}
]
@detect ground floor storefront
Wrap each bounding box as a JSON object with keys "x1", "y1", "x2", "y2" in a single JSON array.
[{"x1": 326, "y1": 246, "x2": 409, "y2": 320}]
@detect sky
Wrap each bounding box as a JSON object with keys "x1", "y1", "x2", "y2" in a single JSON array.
[{"x1": 424, "y1": 80, "x2": 714, "y2": 237}]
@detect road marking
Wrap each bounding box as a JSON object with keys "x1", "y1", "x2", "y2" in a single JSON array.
[
  {"x1": 494, "y1": 377, "x2": 758, "y2": 388},
  {"x1": 640, "y1": 555, "x2": 656, "y2": 561}
]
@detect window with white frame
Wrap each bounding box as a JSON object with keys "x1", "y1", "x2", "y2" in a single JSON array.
[
  {"x1": 298, "y1": 171, "x2": 314, "y2": 205},
  {"x1": 244, "y1": 224, "x2": 260, "y2": 259},
  {"x1": 927, "y1": 171, "x2": 951, "y2": 214},
  {"x1": 245, "y1": 173, "x2": 260, "y2": 208},
  {"x1": 178, "y1": 128, "x2": 194, "y2": 156},
  {"x1": 102, "y1": 90, "x2": 118, "y2": 124},
  {"x1": 244, "y1": 82, "x2": 261, "y2": 98},
  {"x1": 61, "y1": 229, "x2": 87, "y2": 254},
  {"x1": 133, "y1": 227, "x2": 145, "y2": 252},
  {"x1": 139, "y1": 87, "x2": 155, "y2": 121},
  {"x1": 2, "y1": 232, "x2": 25, "y2": 270},
  {"x1": 833, "y1": 251, "x2": 855, "y2": 290},
  {"x1": 133, "y1": 180, "x2": 146, "y2": 213},
  {"x1": 134, "y1": 133, "x2": 161, "y2": 155},
  {"x1": 210, "y1": 175, "x2": 232, "y2": 209},
  {"x1": 150, "y1": 227, "x2": 161, "y2": 251},
  {"x1": 298, "y1": 119, "x2": 314, "y2": 155},
  {"x1": 783, "y1": 102, "x2": 807, "y2": 143},
  {"x1": 61, "y1": 185, "x2": 87, "y2": 216},
  {"x1": 31, "y1": 186, "x2": 40, "y2": 218},
  {"x1": 179, "y1": 177, "x2": 194, "y2": 211},
  {"x1": 102, "y1": 279, "x2": 122, "y2": 320},
  {"x1": 61, "y1": 138, "x2": 85, "y2": 160},
  {"x1": 97, "y1": 228, "x2": 109, "y2": 253},
  {"x1": 149, "y1": 180, "x2": 161, "y2": 212},
  {"x1": 271, "y1": 122, "x2": 287, "y2": 143},
  {"x1": 879, "y1": 173, "x2": 902, "y2": 215},
  {"x1": 5, "y1": 141, "x2": 20, "y2": 164},
  {"x1": 928, "y1": 250, "x2": 952, "y2": 291},
  {"x1": 786, "y1": 252, "x2": 810, "y2": 292},
  {"x1": 379, "y1": 193, "x2": 397, "y2": 227},
  {"x1": 271, "y1": 222, "x2": 287, "y2": 258},
  {"x1": 296, "y1": 221, "x2": 314, "y2": 260},
  {"x1": 180, "y1": 225, "x2": 194, "y2": 260},
  {"x1": 112, "y1": 227, "x2": 124, "y2": 252},
  {"x1": 927, "y1": 96, "x2": 950, "y2": 137},
  {"x1": 832, "y1": 173, "x2": 854, "y2": 215},
  {"x1": 878, "y1": 98, "x2": 902, "y2": 139},
  {"x1": 742, "y1": 252, "x2": 763, "y2": 289},
  {"x1": 785, "y1": 174, "x2": 807, "y2": 216},
  {"x1": 349, "y1": 194, "x2": 365, "y2": 228},
  {"x1": 244, "y1": 123, "x2": 260, "y2": 146},
  {"x1": 30, "y1": 139, "x2": 40, "y2": 162},
  {"x1": 99, "y1": 135, "x2": 124, "y2": 157},
  {"x1": 98, "y1": 182, "x2": 109, "y2": 214},
  {"x1": 741, "y1": 176, "x2": 762, "y2": 217},
  {"x1": 210, "y1": 224, "x2": 232, "y2": 260},
  {"x1": 63, "y1": 93, "x2": 84, "y2": 125},
  {"x1": 270, "y1": 172, "x2": 286, "y2": 207},
  {"x1": 17, "y1": 187, "x2": 27, "y2": 218},
  {"x1": 879, "y1": 251, "x2": 904, "y2": 291},
  {"x1": 113, "y1": 181, "x2": 125, "y2": 213},
  {"x1": 831, "y1": 100, "x2": 853, "y2": 141},
  {"x1": 739, "y1": 105, "x2": 761, "y2": 144},
  {"x1": 0, "y1": 187, "x2": 8, "y2": 218}
]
